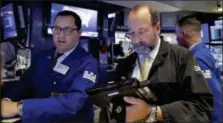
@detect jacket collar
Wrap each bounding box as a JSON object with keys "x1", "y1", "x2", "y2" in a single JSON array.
[
  {"x1": 61, "y1": 44, "x2": 87, "y2": 65},
  {"x1": 190, "y1": 42, "x2": 205, "y2": 54},
  {"x1": 150, "y1": 39, "x2": 169, "y2": 68},
  {"x1": 128, "y1": 39, "x2": 169, "y2": 79}
]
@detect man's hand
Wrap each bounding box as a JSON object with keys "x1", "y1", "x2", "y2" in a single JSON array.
[
  {"x1": 1, "y1": 100, "x2": 19, "y2": 118},
  {"x1": 124, "y1": 96, "x2": 151, "y2": 122}
]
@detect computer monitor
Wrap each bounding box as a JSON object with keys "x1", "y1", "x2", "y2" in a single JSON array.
[
  {"x1": 209, "y1": 45, "x2": 223, "y2": 71},
  {"x1": 214, "y1": 20, "x2": 222, "y2": 26},
  {"x1": 210, "y1": 25, "x2": 222, "y2": 42},
  {"x1": 201, "y1": 23, "x2": 209, "y2": 43},
  {"x1": 47, "y1": 3, "x2": 98, "y2": 38},
  {"x1": 160, "y1": 12, "x2": 179, "y2": 32},
  {"x1": 161, "y1": 33, "x2": 177, "y2": 44},
  {"x1": 108, "y1": 12, "x2": 116, "y2": 19},
  {"x1": 114, "y1": 31, "x2": 132, "y2": 57},
  {"x1": 1, "y1": 3, "x2": 18, "y2": 40}
]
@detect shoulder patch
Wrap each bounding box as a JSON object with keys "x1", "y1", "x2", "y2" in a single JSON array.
[
  {"x1": 83, "y1": 71, "x2": 96, "y2": 83},
  {"x1": 194, "y1": 65, "x2": 201, "y2": 72},
  {"x1": 201, "y1": 70, "x2": 212, "y2": 79}
]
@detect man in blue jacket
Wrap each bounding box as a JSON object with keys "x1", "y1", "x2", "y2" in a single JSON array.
[
  {"x1": 1, "y1": 11, "x2": 99, "y2": 122},
  {"x1": 176, "y1": 16, "x2": 222, "y2": 122}
]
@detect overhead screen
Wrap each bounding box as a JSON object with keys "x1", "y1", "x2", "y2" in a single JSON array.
[
  {"x1": 160, "y1": 12, "x2": 179, "y2": 31},
  {"x1": 209, "y1": 20, "x2": 222, "y2": 42},
  {"x1": 1, "y1": 3, "x2": 18, "y2": 39},
  {"x1": 48, "y1": 3, "x2": 98, "y2": 37},
  {"x1": 161, "y1": 33, "x2": 177, "y2": 44},
  {"x1": 201, "y1": 23, "x2": 209, "y2": 43}
]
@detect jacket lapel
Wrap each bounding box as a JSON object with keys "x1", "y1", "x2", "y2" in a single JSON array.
[
  {"x1": 127, "y1": 52, "x2": 138, "y2": 78},
  {"x1": 148, "y1": 40, "x2": 168, "y2": 79}
]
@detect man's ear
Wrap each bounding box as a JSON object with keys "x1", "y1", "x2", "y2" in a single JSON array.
[
  {"x1": 78, "y1": 29, "x2": 82, "y2": 34},
  {"x1": 78, "y1": 29, "x2": 82, "y2": 38},
  {"x1": 182, "y1": 29, "x2": 187, "y2": 37},
  {"x1": 155, "y1": 21, "x2": 161, "y2": 34}
]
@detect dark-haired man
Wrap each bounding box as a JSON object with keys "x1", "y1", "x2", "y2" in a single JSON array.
[
  {"x1": 1, "y1": 11, "x2": 98, "y2": 123},
  {"x1": 176, "y1": 16, "x2": 222, "y2": 122}
]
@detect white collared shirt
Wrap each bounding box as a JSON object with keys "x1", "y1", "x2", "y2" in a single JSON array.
[
  {"x1": 56, "y1": 43, "x2": 78, "y2": 65},
  {"x1": 131, "y1": 38, "x2": 161, "y2": 122},
  {"x1": 131, "y1": 38, "x2": 161, "y2": 80}
]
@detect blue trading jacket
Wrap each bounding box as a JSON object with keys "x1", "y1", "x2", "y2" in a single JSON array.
[
  {"x1": 4, "y1": 44, "x2": 99, "y2": 123},
  {"x1": 191, "y1": 42, "x2": 223, "y2": 122}
]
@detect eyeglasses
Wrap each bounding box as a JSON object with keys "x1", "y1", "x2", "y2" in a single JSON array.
[
  {"x1": 51, "y1": 26, "x2": 78, "y2": 35},
  {"x1": 126, "y1": 28, "x2": 149, "y2": 38},
  {"x1": 126, "y1": 21, "x2": 158, "y2": 38}
]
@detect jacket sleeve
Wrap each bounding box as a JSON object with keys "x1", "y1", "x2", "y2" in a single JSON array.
[
  {"x1": 21, "y1": 59, "x2": 99, "y2": 122},
  {"x1": 159, "y1": 54, "x2": 213, "y2": 123},
  {"x1": 196, "y1": 57, "x2": 223, "y2": 122}
]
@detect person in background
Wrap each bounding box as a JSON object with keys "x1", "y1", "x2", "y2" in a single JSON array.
[
  {"x1": 118, "y1": 41, "x2": 125, "y2": 57},
  {"x1": 1, "y1": 11, "x2": 98, "y2": 123},
  {"x1": 128, "y1": 47, "x2": 134, "y2": 55},
  {"x1": 115, "y1": 4, "x2": 213, "y2": 123},
  {"x1": 176, "y1": 16, "x2": 223, "y2": 122}
]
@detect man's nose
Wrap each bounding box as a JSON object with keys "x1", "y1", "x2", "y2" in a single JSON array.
[
  {"x1": 132, "y1": 36, "x2": 141, "y2": 44},
  {"x1": 58, "y1": 30, "x2": 65, "y2": 39}
]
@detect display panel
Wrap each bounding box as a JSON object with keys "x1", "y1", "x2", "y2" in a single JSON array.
[
  {"x1": 1, "y1": 3, "x2": 18, "y2": 39},
  {"x1": 48, "y1": 3, "x2": 98, "y2": 37},
  {"x1": 160, "y1": 12, "x2": 179, "y2": 31},
  {"x1": 114, "y1": 31, "x2": 133, "y2": 57},
  {"x1": 161, "y1": 33, "x2": 177, "y2": 44},
  {"x1": 210, "y1": 26, "x2": 222, "y2": 42},
  {"x1": 201, "y1": 23, "x2": 209, "y2": 43}
]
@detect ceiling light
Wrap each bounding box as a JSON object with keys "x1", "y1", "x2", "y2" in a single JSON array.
[
  {"x1": 217, "y1": 0, "x2": 223, "y2": 12},
  {"x1": 217, "y1": 7, "x2": 222, "y2": 12}
]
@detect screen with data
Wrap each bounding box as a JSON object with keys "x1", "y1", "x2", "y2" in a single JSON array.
[
  {"x1": 210, "y1": 26, "x2": 222, "y2": 42},
  {"x1": 115, "y1": 31, "x2": 133, "y2": 57},
  {"x1": 201, "y1": 23, "x2": 209, "y2": 43},
  {"x1": 210, "y1": 20, "x2": 222, "y2": 42},
  {"x1": 161, "y1": 33, "x2": 177, "y2": 44},
  {"x1": 210, "y1": 46, "x2": 222, "y2": 71},
  {"x1": 48, "y1": 3, "x2": 98, "y2": 37},
  {"x1": 1, "y1": 3, "x2": 18, "y2": 39},
  {"x1": 160, "y1": 12, "x2": 178, "y2": 31}
]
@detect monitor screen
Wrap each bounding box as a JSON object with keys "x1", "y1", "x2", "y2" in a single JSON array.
[
  {"x1": 161, "y1": 33, "x2": 177, "y2": 44},
  {"x1": 1, "y1": 3, "x2": 18, "y2": 39},
  {"x1": 160, "y1": 12, "x2": 178, "y2": 31},
  {"x1": 108, "y1": 12, "x2": 116, "y2": 19},
  {"x1": 201, "y1": 23, "x2": 209, "y2": 43},
  {"x1": 114, "y1": 31, "x2": 130, "y2": 44},
  {"x1": 210, "y1": 25, "x2": 222, "y2": 42},
  {"x1": 114, "y1": 31, "x2": 132, "y2": 57},
  {"x1": 48, "y1": 3, "x2": 98, "y2": 37},
  {"x1": 214, "y1": 20, "x2": 222, "y2": 26},
  {"x1": 210, "y1": 46, "x2": 222, "y2": 71}
]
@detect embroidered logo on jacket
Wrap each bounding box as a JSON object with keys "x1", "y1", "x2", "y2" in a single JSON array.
[
  {"x1": 194, "y1": 65, "x2": 201, "y2": 72},
  {"x1": 83, "y1": 71, "x2": 96, "y2": 83},
  {"x1": 201, "y1": 70, "x2": 212, "y2": 79}
]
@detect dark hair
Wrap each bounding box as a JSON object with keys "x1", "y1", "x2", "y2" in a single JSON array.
[
  {"x1": 131, "y1": 5, "x2": 158, "y2": 26},
  {"x1": 55, "y1": 10, "x2": 82, "y2": 30},
  {"x1": 177, "y1": 16, "x2": 201, "y2": 32}
]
